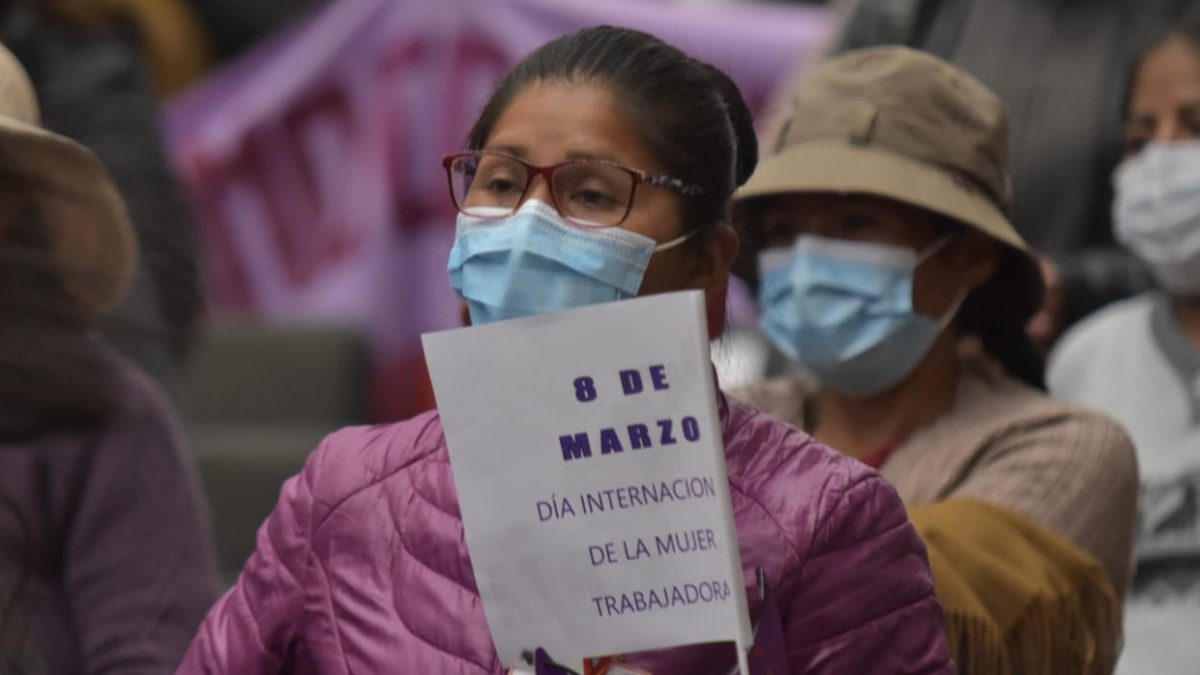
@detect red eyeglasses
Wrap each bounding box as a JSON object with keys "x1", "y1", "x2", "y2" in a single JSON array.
[{"x1": 442, "y1": 150, "x2": 703, "y2": 228}]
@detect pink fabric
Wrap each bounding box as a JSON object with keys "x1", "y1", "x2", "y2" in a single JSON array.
[{"x1": 177, "y1": 396, "x2": 953, "y2": 674}]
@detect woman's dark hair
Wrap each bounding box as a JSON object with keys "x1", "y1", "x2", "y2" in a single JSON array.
[
  {"x1": 466, "y1": 25, "x2": 759, "y2": 238},
  {"x1": 0, "y1": 192, "x2": 119, "y2": 441},
  {"x1": 951, "y1": 230, "x2": 1047, "y2": 390},
  {"x1": 1166, "y1": 8, "x2": 1200, "y2": 50},
  {"x1": 1124, "y1": 9, "x2": 1200, "y2": 118},
  {"x1": 921, "y1": 215, "x2": 1046, "y2": 390}
]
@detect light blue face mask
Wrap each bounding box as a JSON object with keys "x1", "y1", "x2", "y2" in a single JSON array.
[
  {"x1": 448, "y1": 200, "x2": 692, "y2": 325},
  {"x1": 757, "y1": 234, "x2": 962, "y2": 397}
]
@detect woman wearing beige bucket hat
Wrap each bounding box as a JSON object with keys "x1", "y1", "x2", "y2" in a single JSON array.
[
  {"x1": 0, "y1": 43, "x2": 216, "y2": 674},
  {"x1": 731, "y1": 46, "x2": 1138, "y2": 673}
]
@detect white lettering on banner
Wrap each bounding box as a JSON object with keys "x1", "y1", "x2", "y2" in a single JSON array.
[{"x1": 422, "y1": 292, "x2": 753, "y2": 671}]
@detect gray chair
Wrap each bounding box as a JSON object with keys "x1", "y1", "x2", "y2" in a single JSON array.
[{"x1": 182, "y1": 321, "x2": 370, "y2": 582}]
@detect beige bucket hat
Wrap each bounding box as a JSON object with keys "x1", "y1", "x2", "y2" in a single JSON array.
[
  {"x1": 740, "y1": 46, "x2": 1030, "y2": 255},
  {"x1": 0, "y1": 42, "x2": 136, "y2": 312}
]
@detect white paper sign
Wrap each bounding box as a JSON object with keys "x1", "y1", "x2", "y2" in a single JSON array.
[{"x1": 422, "y1": 291, "x2": 753, "y2": 670}]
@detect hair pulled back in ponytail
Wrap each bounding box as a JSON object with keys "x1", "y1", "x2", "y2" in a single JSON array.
[{"x1": 955, "y1": 246, "x2": 1047, "y2": 390}]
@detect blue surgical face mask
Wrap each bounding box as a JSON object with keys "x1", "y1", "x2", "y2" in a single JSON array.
[
  {"x1": 757, "y1": 234, "x2": 962, "y2": 397},
  {"x1": 448, "y1": 200, "x2": 692, "y2": 325}
]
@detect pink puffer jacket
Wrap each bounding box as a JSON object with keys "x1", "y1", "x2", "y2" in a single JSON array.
[{"x1": 178, "y1": 395, "x2": 952, "y2": 674}]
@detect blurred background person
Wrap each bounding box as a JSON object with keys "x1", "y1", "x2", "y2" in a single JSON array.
[
  {"x1": 732, "y1": 47, "x2": 1136, "y2": 672},
  {"x1": 0, "y1": 42, "x2": 216, "y2": 675},
  {"x1": 808, "y1": 0, "x2": 1199, "y2": 350},
  {"x1": 1048, "y1": 14, "x2": 1200, "y2": 675},
  {"x1": 2, "y1": 0, "x2": 208, "y2": 394}
]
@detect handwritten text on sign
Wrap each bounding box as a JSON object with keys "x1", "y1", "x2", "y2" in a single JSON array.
[{"x1": 422, "y1": 292, "x2": 752, "y2": 669}]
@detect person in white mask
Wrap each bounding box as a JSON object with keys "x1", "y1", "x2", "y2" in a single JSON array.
[
  {"x1": 1047, "y1": 14, "x2": 1200, "y2": 675},
  {"x1": 732, "y1": 46, "x2": 1139, "y2": 672}
]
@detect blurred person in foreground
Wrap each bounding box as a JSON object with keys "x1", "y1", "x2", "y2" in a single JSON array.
[
  {"x1": 0, "y1": 43, "x2": 216, "y2": 675},
  {"x1": 731, "y1": 47, "x2": 1137, "y2": 673},
  {"x1": 178, "y1": 25, "x2": 953, "y2": 674},
  {"x1": 1048, "y1": 15, "x2": 1200, "y2": 674},
  {"x1": 823, "y1": 0, "x2": 1199, "y2": 348},
  {"x1": 1, "y1": 0, "x2": 205, "y2": 392}
]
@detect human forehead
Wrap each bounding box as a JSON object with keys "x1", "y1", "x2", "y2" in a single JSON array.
[
  {"x1": 481, "y1": 80, "x2": 670, "y2": 175},
  {"x1": 1131, "y1": 38, "x2": 1200, "y2": 110}
]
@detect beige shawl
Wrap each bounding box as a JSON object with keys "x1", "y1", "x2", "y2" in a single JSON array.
[{"x1": 728, "y1": 365, "x2": 1140, "y2": 597}]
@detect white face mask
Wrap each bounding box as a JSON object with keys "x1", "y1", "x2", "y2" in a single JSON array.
[{"x1": 1113, "y1": 140, "x2": 1200, "y2": 295}]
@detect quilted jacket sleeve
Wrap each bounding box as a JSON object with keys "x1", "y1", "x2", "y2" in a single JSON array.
[
  {"x1": 786, "y1": 473, "x2": 954, "y2": 674},
  {"x1": 176, "y1": 439, "x2": 326, "y2": 674}
]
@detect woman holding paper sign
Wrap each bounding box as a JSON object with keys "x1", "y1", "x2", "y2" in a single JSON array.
[
  {"x1": 178, "y1": 26, "x2": 952, "y2": 675},
  {"x1": 732, "y1": 47, "x2": 1137, "y2": 673}
]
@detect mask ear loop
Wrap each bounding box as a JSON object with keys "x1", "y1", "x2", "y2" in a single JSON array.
[
  {"x1": 914, "y1": 231, "x2": 969, "y2": 330},
  {"x1": 915, "y1": 232, "x2": 957, "y2": 265},
  {"x1": 653, "y1": 229, "x2": 699, "y2": 252},
  {"x1": 935, "y1": 287, "x2": 969, "y2": 331}
]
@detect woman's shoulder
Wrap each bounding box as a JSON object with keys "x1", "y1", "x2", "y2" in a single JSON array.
[
  {"x1": 723, "y1": 395, "x2": 939, "y2": 638},
  {"x1": 930, "y1": 370, "x2": 1140, "y2": 593},
  {"x1": 1049, "y1": 293, "x2": 1159, "y2": 376},
  {"x1": 722, "y1": 395, "x2": 903, "y2": 550},
  {"x1": 935, "y1": 367, "x2": 1137, "y2": 484},
  {"x1": 22, "y1": 351, "x2": 183, "y2": 459},
  {"x1": 293, "y1": 409, "x2": 451, "y2": 522},
  {"x1": 107, "y1": 351, "x2": 179, "y2": 422},
  {"x1": 957, "y1": 366, "x2": 1131, "y2": 440}
]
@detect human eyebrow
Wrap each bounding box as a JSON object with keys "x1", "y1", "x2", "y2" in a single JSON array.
[
  {"x1": 1123, "y1": 114, "x2": 1154, "y2": 131},
  {"x1": 563, "y1": 149, "x2": 628, "y2": 165},
  {"x1": 1180, "y1": 102, "x2": 1200, "y2": 120},
  {"x1": 480, "y1": 145, "x2": 529, "y2": 159}
]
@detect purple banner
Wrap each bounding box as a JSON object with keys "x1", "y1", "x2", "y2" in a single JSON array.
[{"x1": 166, "y1": 0, "x2": 827, "y2": 419}]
